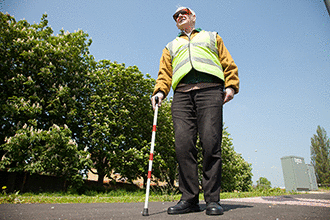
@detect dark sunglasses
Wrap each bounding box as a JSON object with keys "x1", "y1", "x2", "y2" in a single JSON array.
[{"x1": 173, "y1": 8, "x2": 192, "y2": 21}]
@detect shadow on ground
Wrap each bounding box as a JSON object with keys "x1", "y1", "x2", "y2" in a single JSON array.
[{"x1": 200, "y1": 203, "x2": 254, "y2": 212}]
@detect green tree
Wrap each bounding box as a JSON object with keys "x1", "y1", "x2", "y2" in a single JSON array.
[
  {"x1": 82, "y1": 60, "x2": 157, "y2": 185},
  {"x1": 0, "y1": 13, "x2": 94, "y2": 184},
  {"x1": 311, "y1": 126, "x2": 330, "y2": 184},
  {"x1": 256, "y1": 177, "x2": 271, "y2": 189},
  {"x1": 0, "y1": 124, "x2": 91, "y2": 188}
]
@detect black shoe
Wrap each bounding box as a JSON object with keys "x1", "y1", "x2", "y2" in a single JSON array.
[
  {"x1": 167, "y1": 200, "x2": 201, "y2": 215},
  {"x1": 206, "y1": 202, "x2": 224, "y2": 215}
]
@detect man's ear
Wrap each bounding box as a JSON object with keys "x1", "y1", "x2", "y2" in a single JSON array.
[{"x1": 192, "y1": 14, "x2": 196, "y2": 23}]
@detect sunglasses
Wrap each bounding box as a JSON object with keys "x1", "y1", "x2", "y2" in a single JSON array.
[{"x1": 173, "y1": 8, "x2": 192, "y2": 21}]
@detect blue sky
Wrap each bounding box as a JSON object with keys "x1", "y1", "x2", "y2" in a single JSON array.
[{"x1": 2, "y1": 0, "x2": 330, "y2": 188}]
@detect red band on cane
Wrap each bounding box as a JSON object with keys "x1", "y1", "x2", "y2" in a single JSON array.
[
  {"x1": 149, "y1": 153, "x2": 153, "y2": 161},
  {"x1": 152, "y1": 125, "x2": 157, "y2": 132},
  {"x1": 148, "y1": 171, "x2": 152, "y2": 179}
]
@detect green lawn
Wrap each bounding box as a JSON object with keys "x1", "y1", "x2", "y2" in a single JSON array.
[{"x1": 0, "y1": 187, "x2": 310, "y2": 204}]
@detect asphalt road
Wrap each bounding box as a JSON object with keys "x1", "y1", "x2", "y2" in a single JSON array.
[{"x1": 1, "y1": 192, "x2": 329, "y2": 220}]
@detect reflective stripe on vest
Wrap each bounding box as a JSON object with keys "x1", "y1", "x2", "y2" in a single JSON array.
[{"x1": 166, "y1": 30, "x2": 224, "y2": 90}]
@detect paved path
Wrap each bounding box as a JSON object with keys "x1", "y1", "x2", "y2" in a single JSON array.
[{"x1": 1, "y1": 192, "x2": 329, "y2": 220}]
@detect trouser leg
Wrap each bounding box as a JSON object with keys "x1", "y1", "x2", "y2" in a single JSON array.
[
  {"x1": 172, "y1": 91, "x2": 199, "y2": 204},
  {"x1": 195, "y1": 86, "x2": 224, "y2": 203}
]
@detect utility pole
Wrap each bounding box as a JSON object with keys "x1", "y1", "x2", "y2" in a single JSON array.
[{"x1": 325, "y1": 0, "x2": 330, "y2": 16}]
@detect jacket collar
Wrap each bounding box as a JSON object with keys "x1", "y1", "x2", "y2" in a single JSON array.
[{"x1": 177, "y1": 28, "x2": 202, "y2": 37}]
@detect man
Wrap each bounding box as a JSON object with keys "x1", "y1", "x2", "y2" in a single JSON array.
[{"x1": 151, "y1": 7, "x2": 239, "y2": 216}]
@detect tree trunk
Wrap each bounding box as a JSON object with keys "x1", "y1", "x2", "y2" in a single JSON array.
[
  {"x1": 98, "y1": 173, "x2": 105, "y2": 187},
  {"x1": 20, "y1": 172, "x2": 28, "y2": 193}
]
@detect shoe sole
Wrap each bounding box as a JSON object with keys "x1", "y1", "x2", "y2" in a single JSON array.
[{"x1": 206, "y1": 210, "x2": 224, "y2": 215}]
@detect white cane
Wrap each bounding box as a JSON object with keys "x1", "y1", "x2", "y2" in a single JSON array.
[{"x1": 142, "y1": 96, "x2": 159, "y2": 216}]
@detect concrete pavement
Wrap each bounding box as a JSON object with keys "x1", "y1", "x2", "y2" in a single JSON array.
[{"x1": 1, "y1": 192, "x2": 329, "y2": 220}]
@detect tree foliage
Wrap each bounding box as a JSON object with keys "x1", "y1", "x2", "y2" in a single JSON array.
[
  {"x1": 0, "y1": 12, "x2": 94, "y2": 184},
  {"x1": 310, "y1": 126, "x2": 330, "y2": 184},
  {"x1": 0, "y1": 12, "x2": 95, "y2": 142},
  {"x1": 81, "y1": 60, "x2": 158, "y2": 185},
  {"x1": 1, "y1": 124, "x2": 90, "y2": 186},
  {"x1": 256, "y1": 177, "x2": 271, "y2": 189}
]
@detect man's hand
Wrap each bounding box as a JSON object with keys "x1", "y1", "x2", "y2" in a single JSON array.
[
  {"x1": 151, "y1": 92, "x2": 164, "y2": 110},
  {"x1": 223, "y1": 87, "x2": 235, "y2": 104}
]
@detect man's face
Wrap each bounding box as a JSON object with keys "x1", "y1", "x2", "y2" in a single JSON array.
[{"x1": 174, "y1": 8, "x2": 196, "y2": 30}]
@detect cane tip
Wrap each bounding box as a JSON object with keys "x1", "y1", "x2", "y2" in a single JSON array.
[{"x1": 142, "y1": 208, "x2": 149, "y2": 216}]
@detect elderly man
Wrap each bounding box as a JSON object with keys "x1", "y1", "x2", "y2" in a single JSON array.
[{"x1": 151, "y1": 7, "x2": 239, "y2": 216}]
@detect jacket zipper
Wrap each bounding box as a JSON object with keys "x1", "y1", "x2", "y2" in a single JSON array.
[
  {"x1": 187, "y1": 34, "x2": 197, "y2": 79},
  {"x1": 188, "y1": 34, "x2": 193, "y2": 68}
]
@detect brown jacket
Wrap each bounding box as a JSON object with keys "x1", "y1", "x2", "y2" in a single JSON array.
[{"x1": 153, "y1": 29, "x2": 239, "y2": 98}]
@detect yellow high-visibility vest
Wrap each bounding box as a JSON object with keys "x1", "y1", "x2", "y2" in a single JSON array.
[{"x1": 166, "y1": 30, "x2": 224, "y2": 90}]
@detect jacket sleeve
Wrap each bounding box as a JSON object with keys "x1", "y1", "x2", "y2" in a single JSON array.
[
  {"x1": 217, "y1": 34, "x2": 239, "y2": 94},
  {"x1": 152, "y1": 47, "x2": 173, "y2": 97}
]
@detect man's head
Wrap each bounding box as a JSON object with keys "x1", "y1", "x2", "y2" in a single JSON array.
[{"x1": 173, "y1": 7, "x2": 196, "y2": 31}]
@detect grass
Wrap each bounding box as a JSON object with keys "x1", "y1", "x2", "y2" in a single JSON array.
[
  {"x1": 0, "y1": 189, "x2": 178, "y2": 204},
  {"x1": 0, "y1": 186, "x2": 315, "y2": 204},
  {"x1": 318, "y1": 186, "x2": 330, "y2": 192},
  {"x1": 220, "y1": 187, "x2": 300, "y2": 199}
]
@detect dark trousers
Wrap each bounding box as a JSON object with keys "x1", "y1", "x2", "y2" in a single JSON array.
[{"x1": 171, "y1": 85, "x2": 224, "y2": 204}]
